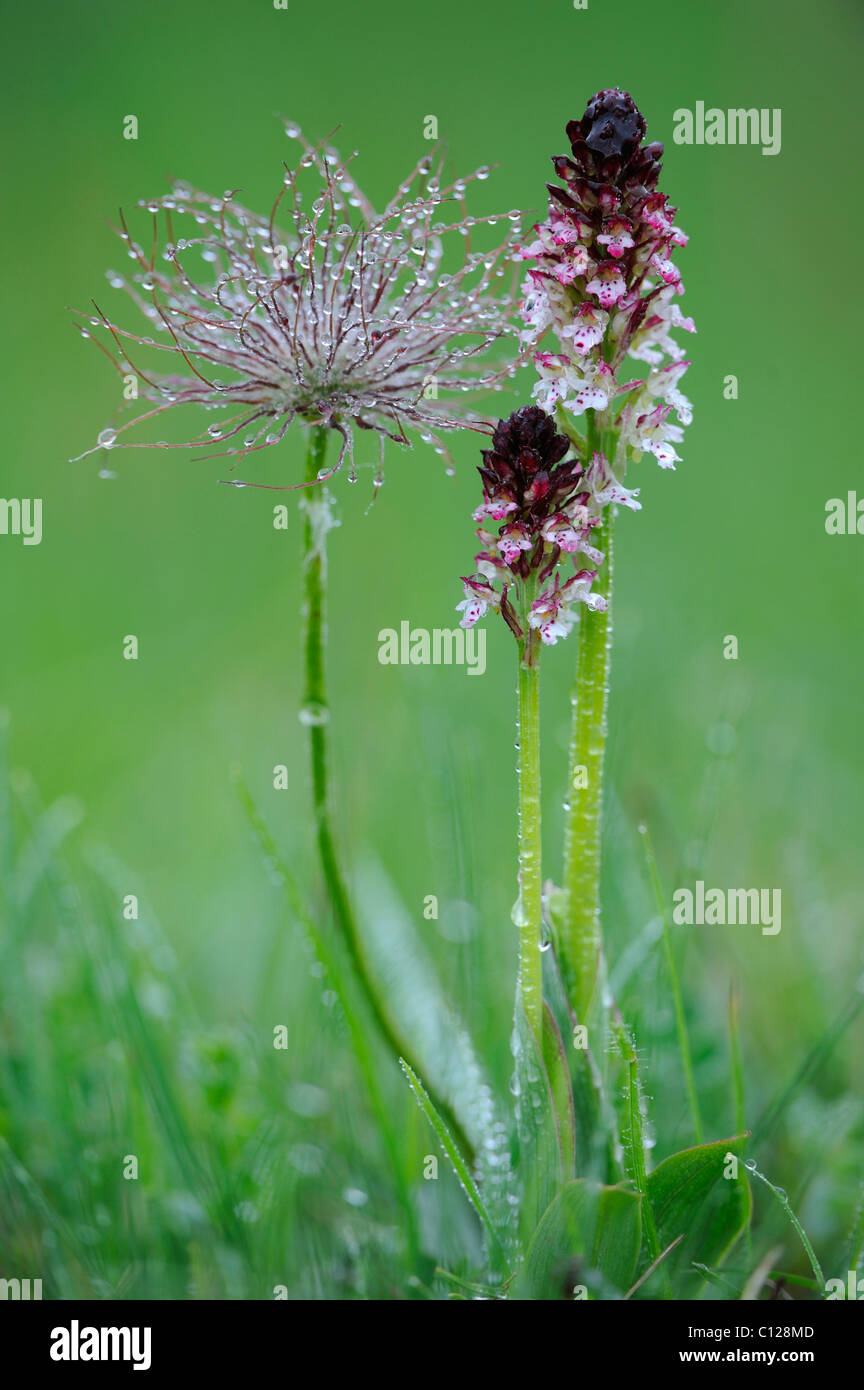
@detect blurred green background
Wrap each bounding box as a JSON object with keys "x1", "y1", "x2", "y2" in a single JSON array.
[{"x1": 1, "y1": 0, "x2": 863, "y2": 1297}]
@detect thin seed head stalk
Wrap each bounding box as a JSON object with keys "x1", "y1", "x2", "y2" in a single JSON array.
[
  {"x1": 456, "y1": 405, "x2": 607, "y2": 1041},
  {"x1": 72, "y1": 121, "x2": 521, "y2": 1159},
  {"x1": 518, "y1": 90, "x2": 696, "y2": 1022}
]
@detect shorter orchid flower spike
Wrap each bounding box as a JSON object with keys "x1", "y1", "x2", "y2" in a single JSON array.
[{"x1": 456, "y1": 405, "x2": 608, "y2": 653}]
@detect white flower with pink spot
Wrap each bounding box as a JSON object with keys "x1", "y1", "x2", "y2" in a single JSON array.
[
  {"x1": 498, "y1": 522, "x2": 533, "y2": 564},
  {"x1": 597, "y1": 216, "x2": 635, "y2": 260},
  {"x1": 586, "y1": 261, "x2": 627, "y2": 308},
  {"x1": 561, "y1": 305, "x2": 608, "y2": 356},
  {"x1": 456, "y1": 596, "x2": 487, "y2": 629}
]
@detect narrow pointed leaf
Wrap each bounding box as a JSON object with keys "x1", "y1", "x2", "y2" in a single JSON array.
[
  {"x1": 541, "y1": 1002, "x2": 576, "y2": 1181},
  {"x1": 513, "y1": 1002, "x2": 563, "y2": 1236},
  {"x1": 400, "y1": 1060, "x2": 508, "y2": 1273}
]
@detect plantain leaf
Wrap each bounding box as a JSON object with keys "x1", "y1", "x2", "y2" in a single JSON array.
[
  {"x1": 645, "y1": 1134, "x2": 751, "y2": 1291},
  {"x1": 522, "y1": 1179, "x2": 642, "y2": 1299}
]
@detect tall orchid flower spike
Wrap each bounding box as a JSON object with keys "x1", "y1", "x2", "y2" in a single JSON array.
[
  {"x1": 520, "y1": 89, "x2": 696, "y2": 1023},
  {"x1": 458, "y1": 405, "x2": 607, "y2": 653},
  {"x1": 520, "y1": 88, "x2": 694, "y2": 476}
]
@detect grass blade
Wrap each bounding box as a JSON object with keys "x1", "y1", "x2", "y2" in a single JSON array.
[
  {"x1": 752, "y1": 986, "x2": 864, "y2": 1145},
  {"x1": 728, "y1": 979, "x2": 746, "y2": 1136},
  {"x1": 231, "y1": 771, "x2": 421, "y2": 1260},
  {"x1": 747, "y1": 1162, "x2": 824, "y2": 1291},
  {"x1": 639, "y1": 822, "x2": 703, "y2": 1143},
  {"x1": 399, "y1": 1060, "x2": 508, "y2": 1274}
]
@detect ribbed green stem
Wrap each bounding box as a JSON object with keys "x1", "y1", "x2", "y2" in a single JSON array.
[
  {"x1": 561, "y1": 507, "x2": 614, "y2": 1023},
  {"x1": 516, "y1": 634, "x2": 543, "y2": 1040}
]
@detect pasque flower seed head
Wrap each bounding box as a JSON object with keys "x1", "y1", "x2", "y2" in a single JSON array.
[{"x1": 72, "y1": 123, "x2": 520, "y2": 489}]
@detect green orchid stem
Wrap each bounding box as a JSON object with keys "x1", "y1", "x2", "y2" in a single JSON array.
[
  {"x1": 300, "y1": 426, "x2": 474, "y2": 1160},
  {"x1": 516, "y1": 617, "x2": 543, "y2": 1042},
  {"x1": 562, "y1": 494, "x2": 615, "y2": 1023}
]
